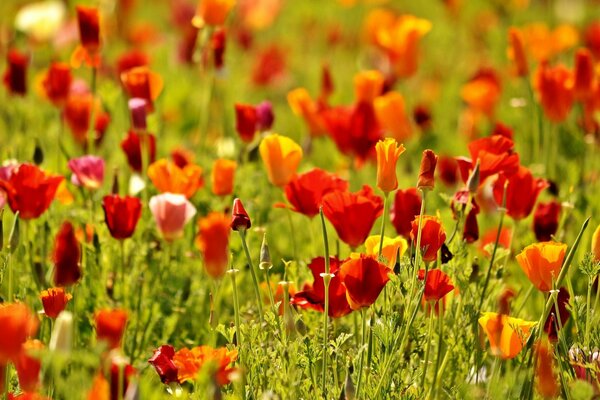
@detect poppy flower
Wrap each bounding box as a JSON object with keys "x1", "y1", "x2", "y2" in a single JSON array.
[
  {"x1": 230, "y1": 198, "x2": 251, "y2": 231},
  {"x1": 322, "y1": 185, "x2": 383, "y2": 249},
  {"x1": 95, "y1": 309, "x2": 128, "y2": 349},
  {"x1": 120, "y1": 131, "x2": 157, "y2": 173},
  {"x1": 170, "y1": 147, "x2": 195, "y2": 169},
  {"x1": 437, "y1": 155, "x2": 459, "y2": 187},
  {"x1": 52, "y1": 221, "x2": 82, "y2": 287},
  {"x1": 373, "y1": 91, "x2": 413, "y2": 142},
  {"x1": 535, "y1": 340, "x2": 560, "y2": 398},
  {"x1": 41, "y1": 62, "x2": 72, "y2": 107},
  {"x1": 283, "y1": 168, "x2": 348, "y2": 218},
  {"x1": 259, "y1": 134, "x2": 303, "y2": 187},
  {"x1": 417, "y1": 149, "x2": 438, "y2": 190},
  {"x1": 492, "y1": 166, "x2": 548, "y2": 220},
  {"x1": 520, "y1": 23, "x2": 578, "y2": 63},
  {"x1": 128, "y1": 98, "x2": 147, "y2": 131},
  {"x1": 109, "y1": 361, "x2": 136, "y2": 400},
  {"x1": 173, "y1": 346, "x2": 237, "y2": 386},
  {"x1": 211, "y1": 159, "x2": 237, "y2": 196},
  {"x1": 102, "y1": 195, "x2": 142, "y2": 240},
  {"x1": 192, "y1": 0, "x2": 235, "y2": 28},
  {"x1": 148, "y1": 345, "x2": 178, "y2": 384},
  {"x1": 507, "y1": 27, "x2": 528, "y2": 77},
  {"x1": 390, "y1": 188, "x2": 421, "y2": 239},
  {"x1": 68, "y1": 155, "x2": 105, "y2": 190},
  {"x1": 234, "y1": 103, "x2": 258, "y2": 142},
  {"x1": 516, "y1": 241, "x2": 567, "y2": 292},
  {"x1": 14, "y1": 339, "x2": 43, "y2": 393},
  {"x1": 353, "y1": 70, "x2": 384, "y2": 103},
  {"x1": 461, "y1": 68, "x2": 502, "y2": 119},
  {"x1": 147, "y1": 159, "x2": 204, "y2": 199},
  {"x1": 593, "y1": 224, "x2": 600, "y2": 263},
  {"x1": 410, "y1": 216, "x2": 446, "y2": 262},
  {"x1": 533, "y1": 201, "x2": 561, "y2": 241},
  {"x1": 287, "y1": 88, "x2": 327, "y2": 136},
  {"x1": 478, "y1": 312, "x2": 536, "y2": 359},
  {"x1": 364, "y1": 235, "x2": 407, "y2": 269},
  {"x1": 533, "y1": 62, "x2": 574, "y2": 123},
  {"x1": 3, "y1": 49, "x2": 28, "y2": 96},
  {"x1": 120, "y1": 66, "x2": 164, "y2": 113},
  {"x1": 375, "y1": 138, "x2": 405, "y2": 193},
  {"x1": 584, "y1": 21, "x2": 600, "y2": 59},
  {"x1": 149, "y1": 193, "x2": 197, "y2": 241},
  {"x1": 63, "y1": 93, "x2": 110, "y2": 146},
  {"x1": 0, "y1": 163, "x2": 63, "y2": 220},
  {"x1": 255, "y1": 101, "x2": 274, "y2": 131},
  {"x1": 196, "y1": 212, "x2": 230, "y2": 279},
  {"x1": 0, "y1": 303, "x2": 38, "y2": 364},
  {"x1": 543, "y1": 287, "x2": 570, "y2": 341},
  {"x1": 116, "y1": 49, "x2": 149, "y2": 77},
  {"x1": 72, "y1": 6, "x2": 101, "y2": 68},
  {"x1": 40, "y1": 288, "x2": 72, "y2": 319},
  {"x1": 418, "y1": 268, "x2": 454, "y2": 307},
  {"x1": 338, "y1": 254, "x2": 389, "y2": 310},
  {"x1": 291, "y1": 257, "x2": 352, "y2": 318},
  {"x1": 251, "y1": 45, "x2": 286, "y2": 87},
  {"x1": 455, "y1": 135, "x2": 520, "y2": 186},
  {"x1": 479, "y1": 227, "x2": 512, "y2": 257},
  {"x1": 87, "y1": 372, "x2": 110, "y2": 400},
  {"x1": 211, "y1": 28, "x2": 227, "y2": 69},
  {"x1": 573, "y1": 48, "x2": 595, "y2": 101}
]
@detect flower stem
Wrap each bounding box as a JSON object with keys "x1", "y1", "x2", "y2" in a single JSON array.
[
  {"x1": 319, "y1": 207, "x2": 331, "y2": 398},
  {"x1": 421, "y1": 305, "x2": 435, "y2": 391},
  {"x1": 264, "y1": 267, "x2": 276, "y2": 314},
  {"x1": 229, "y1": 267, "x2": 242, "y2": 362},
  {"x1": 378, "y1": 192, "x2": 389, "y2": 259},
  {"x1": 356, "y1": 308, "x2": 368, "y2": 398},
  {"x1": 238, "y1": 230, "x2": 264, "y2": 322},
  {"x1": 585, "y1": 276, "x2": 592, "y2": 349}
]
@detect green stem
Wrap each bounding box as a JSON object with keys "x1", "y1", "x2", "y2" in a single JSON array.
[
  {"x1": 421, "y1": 305, "x2": 436, "y2": 391},
  {"x1": 264, "y1": 267, "x2": 275, "y2": 314},
  {"x1": 356, "y1": 308, "x2": 368, "y2": 398},
  {"x1": 319, "y1": 207, "x2": 331, "y2": 398},
  {"x1": 428, "y1": 306, "x2": 445, "y2": 399},
  {"x1": 378, "y1": 192, "x2": 389, "y2": 259},
  {"x1": 585, "y1": 276, "x2": 592, "y2": 349},
  {"x1": 238, "y1": 230, "x2": 264, "y2": 322}
]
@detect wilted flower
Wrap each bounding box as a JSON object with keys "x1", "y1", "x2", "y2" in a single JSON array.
[{"x1": 417, "y1": 149, "x2": 438, "y2": 190}]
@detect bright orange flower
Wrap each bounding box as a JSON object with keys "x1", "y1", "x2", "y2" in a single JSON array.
[
  {"x1": 0, "y1": 303, "x2": 39, "y2": 364},
  {"x1": 211, "y1": 159, "x2": 236, "y2": 196},
  {"x1": 410, "y1": 216, "x2": 446, "y2": 262},
  {"x1": 196, "y1": 212, "x2": 230, "y2": 279},
  {"x1": 461, "y1": 68, "x2": 502, "y2": 118},
  {"x1": 479, "y1": 312, "x2": 536, "y2": 359},
  {"x1": 148, "y1": 159, "x2": 204, "y2": 199},
  {"x1": 507, "y1": 27, "x2": 529, "y2": 77},
  {"x1": 63, "y1": 93, "x2": 110, "y2": 146},
  {"x1": 40, "y1": 288, "x2": 73, "y2": 319},
  {"x1": 364, "y1": 235, "x2": 407, "y2": 269},
  {"x1": 535, "y1": 340, "x2": 560, "y2": 398},
  {"x1": 521, "y1": 23, "x2": 578, "y2": 62},
  {"x1": 87, "y1": 373, "x2": 110, "y2": 400},
  {"x1": 15, "y1": 339, "x2": 44, "y2": 393},
  {"x1": 516, "y1": 241, "x2": 567, "y2": 292},
  {"x1": 259, "y1": 134, "x2": 303, "y2": 187},
  {"x1": 120, "y1": 66, "x2": 164, "y2": 113},
  {"x1": 373, "y1": 91, "x2": 413, "y2": 142},
  {"x1": 375, "y1": 138, "x2": 405, "y2": 193},
  {"x1": 173, "y1": 346, "x2": 237, "y2": 386},
  {"x1": 192, "y1": 0, "x2": 235, "y2": 28},
  {"x1": 338, "y1": 254, "x2": 390, "y2": 310},
  {"x1": 533, "y1": 62, "x2": 574, "y2": 122},
  {"x1": 592, "y1": 224, "x2": 600, "y2": 262},
  {"x1": 353, "y1": 70, "x2": 384, "y2": 103},
  {"x1": 287, "y1": 88, "x2": 327, "y2": 136},
  {"x1": 95, "y1": 309, "x2": 128, "y2": 349}
]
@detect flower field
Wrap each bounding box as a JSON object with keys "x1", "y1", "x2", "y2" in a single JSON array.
[{"x1": 1, "y1": 0, "x2": 600, "y2": 398}]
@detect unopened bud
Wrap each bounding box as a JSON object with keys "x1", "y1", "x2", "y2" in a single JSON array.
[
  {"x1": 50, "y1": 310, "x2": 73, "y2": 353},
  {"x1": 33, "y1": 139, "x2": 44, "y2": 165},
  {"x1": 128, "y1": 98, "x2": 147, "y2": 131},
  {"x1": 259, "y1": 234, "x2": 272, "y2": 270},
  {"x1": 466, "y1": 160, "x2": 480, "y2": 194},
  {"x1": 112, "y1": 168, "x2": 120, "y2": 195},
  {"x1": 417, "y1": 149, "x2": 438, "y2": 190}
]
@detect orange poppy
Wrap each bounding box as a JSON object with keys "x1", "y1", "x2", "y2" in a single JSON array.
[
  {"x1": 375, "y1": 138, "x2": 405, "y2": 193},
  {"x1": 173, "y1": 346, "x2": 237, "y2": 386},
  {"x1": 535, "y1": 340, "x2": 560, "y2": 398},
  {"x1": 0, "y1": 303, "x2": 39, "y2": 364},
  {"x1": 95, "y1": 309, "x2": 128, "y2": 349},
  {"x1": 507, "y1": 27, "x2": 528, "y2": 77},
  {"x1": 120, "y1": 66, "x2": 164, "y2": 113},
  {"x1": 147, "y1": 159, "x2": 204, "y2": 199},
  {"x1": 338, "y1": 254, "x2": 390, "y2": 310},
  {"x1": 410, "y1": 216, "x2": 446, "y2": 262},
  {"x1": 192, "y1": 0, "x2": 235, "y2": 28},
  {"x1": 479, "y1": 312, "x2": 536, "y2": 359},
  {"x1": 353, "y1": 70, "x2": 384, "y2": 103},
  {"x1": 287, "y1": 88, "x2": 327, "y2": 136},
  {"x1": 211, "y1": 159, "x2": 237, "y2": 196},
  {"x1": 516, "y1": 241, "x2": 567, "y2": 292},
  {"x1": 15, "y1": 339, "x2": 44, "y2": 393},
  {"x1": 259, "y1": 134, "x2": 303, "y2": 187},
  {"x1": 533, "y1": 62, "x2": 574, "y2": 122},
  {"x1": 460, "y1": 68, "x2": 502, "y2": 118},
  {"x1": 373, "y1": 91, "x2": 413, "y2": 142},
  {"x1": 40, "y1": 288, "x2": 73, "y2": 319},
  {"x1": 196, "y1": 212, "x2": 230, "y2": 279}
]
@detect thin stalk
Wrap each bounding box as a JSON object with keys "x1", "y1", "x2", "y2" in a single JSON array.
[
  {"x1": 408, "y1": 189, "x2": 428, "y2": 306},
  {"x1": 120, "y1": 240, "x2": 126, "y2": 303},
  {"x1": 238, "y1": 230, "x2": 264, "y2": 321},
  {"x1": 428, "y1": 306, "x2": 445, "y2": 400},
  {"x1": 264, "y1": 267, "x2": 276, "y2": 314},
  {"x1": 319, "y1": 207, "x2": 332, "y2": 398},
  {"x1": 585, "y1": 276, "x2": 592, "y2": 349},
  {"x1": 421, "y1": 306, "x2": 436, "y2": 390},
  {"x1": 355, "y1": 308, "x2": 368, "y2": 398},
  {"x1": 378, "y1": 192, "x2": 389, "y2": 259},
  {"x1": 286, "y1": 207, "x2": 298, "y2": 262}
]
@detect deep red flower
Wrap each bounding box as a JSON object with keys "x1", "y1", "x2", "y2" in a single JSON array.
[
  {"x1": 251, "y1": 45, "x2": 286, "y2": 86},
  {"x1": 95, "y1": 309, "x2": 128, "y2": 349},
  {"x1": 543, "y1": 287, "x2": 570, "y2": 342},
  {"x1": 76, "y1": 6, "x2": 101, "y2": 53},
  {"x1": 234, "y1": 103, "x2": 258, "y2": 143},
  {"x1": 456, "y1": 135, "x2": 520, "y2": 185},
  {"x1": 584, "y1": 21, "x2": 600, "y2": 59},
  {"x1": 418, "y1": 268, "x2": 454, "y2": 302},
  {"x1": 410, "y1": 216, "x2": 446, "y2": 262},
  {"x1": 491, "y1": 122, "x2": 514, "y2": 139},
  {"x1": 148, "y1": 345, "x2": 179, "y2": 384},
  {"x1": 390, "y1": 188, "x2": 422, "y2": 239},
  {"x1": 116, "y1": 49, "x2": 149, "y2": 77},
  {"x1": 339, "y1": 255, "x2": 390, "y2": 310},
  {"x1": 52, "y1": 222, "x2": 82, "y2": 287},
  {"x1": 534, "y1": 62, "x2": 574, "y2": 123},
  {"x1": 211, "y1": 28, "x2": 226, "y2": 69},
  {"x1": 63, "y1": 94, "x2": 110, "y2": 147},
  {"x1": 437, "y1": 155, "x2": 459, "y2": 187},
  {"x1": 463, "y1": 206, "x2": 480, "y2": 243},
  {"x1": 0, "y1": 164, "x2": 63, "y2": 220},
  {"x1": 230, "y1": 198, "x2": 251, "y2": 231},
  {"x1": 42, "y1": 62, "x2": 72, "y2": 107},
  {"x1": 284, "y1": 168, "x2": 348, "y2": 218},
  {"x1": 533, "y1": 201, "x2": 561, "y2": 241},
  {"x1": 493, "y1": 166, "x2": 548, "y2": 220},
  {"x1": 290, "y1": 257, "x2": 352, "y2": 318},
  {"x1": 120, "y1": 131, "x2": 157, "y2": 173},
  {"x1": 14, "y1": 339, "x2": 43, "y2": 393},
  {"x1": 322, "y1": 185, "x2": 383, "y2": 248},
  {"x1": 3, "y1": 49, "x2": 28, "y2": 96},
  {"x1": 102, "y1": 195, "x2": 142, "y2": 240}
]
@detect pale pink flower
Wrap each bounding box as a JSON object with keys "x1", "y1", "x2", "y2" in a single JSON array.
[
  {"x1": 68, "y1": 155, "x2": 105, "y2": 190},
  {"x1": 149, "y1": 193, "x2": 196, "y2": 241}
]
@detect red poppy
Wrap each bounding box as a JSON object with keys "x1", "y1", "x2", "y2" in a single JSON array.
[
  {"x1": 339, "y1": 255, "x2": 390, "y2": 310},
  {"x1": 437, "y1": 155, "x2": 459, "y2": 187},
  {"x1": 116, "y1": 49, "x2": 149, "y2": 77},
  {"x1": 109, "y1": 361, "x2": 136, "y2": 400},
  {"x1": 76, "y1": 6, "x2": 101, "y2": 53},
  {"x1": 14, "y1": 339, "x2": 43, "y2": 393},
  {"x1": 418, "y1": 268, "x2": 454, "y2": 302},
  {"x1": 148, "y1": 345, "x2": 179, "y2": 384},
  {"x1": 0, "y1": 164, "x2": 63, "y2": 220},
  {"x1": 491, "y1": 122, "x2": 514, "y2": 139},
  {"x1": 171, "y1": 147, "x2": 195, "y2": 169},
  {"x1": 450, "y1": 190, "x2": 480, "y2": 243},
  {"x1": 533, "y1": 62, "x2": 574, "y2": 123},
  {"x1": 0, "y1": 303, "x2": 38, "y2": 364},
  {"x1": 95, "y1": 309, "x2": 128, "y2": 349},
  {"x1": 417, "y1": 149, "x2": 438, "y2": 190},
  {"x1": 40, "y1": 288, "x2": 72, "y2": 319},
  {"x1": 63, "y1": 94, "x2": 111, "y2": 146},
  {"x1": 52, "y1": 222, "x2": 82, "y2": 287},
  {"x1": 120, "y1": 66, "x2": 164, "y2": 112},
  {"x1": 456, "y1": 135, "x2": 520, "y2": 185},
  {"x1": 291, "y1": 257, "x2": 352, "y2": 318},
  {"x1": 543, "y1": 287, "x2": 570, "y2": 342},
  {"x1": 284, "y1": 168, "x2": 348, "y2": 218},
  {"x1": 493, "y1": 166, "x2": 548, "y2": 220},
  {"x1": 533, "y1": 201, "x2": 561, "y2": 241},
  {"x1": 42, "y1": 62, "x2": 72, "y2": 107},
  {"x1": 235, "y1": 103, "x2": 258, "y2": 142},
  {"x1": 463, "y1": 206, "x2": 480, "y2": 244},
  {"x1": 479, "y1": 227, "x2": 512, "y2": 257},
  {"x1": 3, "y1": 49, "x2": 28, "y2": 96},
  {"x1": 211, "y1": 28, "x2": 226, "y2": 69},
  {"x1": 410, "y1": 216, "x2": 446, "y2": 262},
  {"x1": 390, "y1": 188, "x2": 422, "y2": 239},
  {"x1": 573, "y1": 49, "x2": 595, "y2": 101},
  {"x1": 322, "y1": 185, "x2": 383, "y2": 248},
  {"x1": 120, "y1": 131, "x2": 157, "y2": 173},
  {"x1": 584, "y1": 21, "x2": 600, "y2": 59},
  {"x1": 230, "y1": 198, "x2": 251, "y2": 231},
  {"x1": 102, "y1": 195, "x2": 142, "y2": 240},
  {"x1": 251, "y1": 45, "x2": 286, "y2": 86}
]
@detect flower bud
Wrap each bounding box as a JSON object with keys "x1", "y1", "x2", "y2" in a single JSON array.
[
  {"x1": 466, "y1": 160, "x2": 480, "y2": 194},
  {"x1": 230, "y1": 198, "x2": 251, "y2": 231},
  {"x1": 417, "y1": 149, "x2": 438, "y2": 190},
  {"x1": 256, "y1": 101, "x2": 274, "y2": 132},
  {"x1": 49, "y1": 310, "x2": 73, "y2": 353},
  {"x1": 33, "y1": 139, "x2": 44, "y2": 165},
  {"x1": 259, "y1": 234, "x2": 272, "y2": 270},
  {"x1": 128, "y1": 98, "x2": 147, "y2": 131}
]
